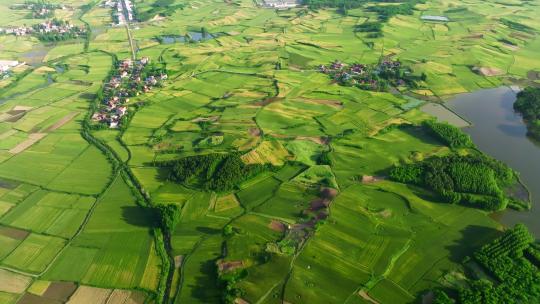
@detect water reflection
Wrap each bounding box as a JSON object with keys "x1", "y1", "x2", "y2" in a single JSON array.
[
  {"x1": 444, "y1": 87, "x2": 540, "y2": 236},
  {"x1": 159, "y1": 31, "x2": 217, "y2": 44}
]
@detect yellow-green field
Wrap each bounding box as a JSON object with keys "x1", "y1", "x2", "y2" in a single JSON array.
[{"x1": 0, "y1": 0, "x2": 539, "y2": 302}]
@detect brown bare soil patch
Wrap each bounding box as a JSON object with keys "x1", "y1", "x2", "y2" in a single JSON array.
[
  {"x1": 12, "y1": 106, "x2": 33, "y2": 112},
  {"x1": 125, "y1": 291, "x2": 146, "y2": 304},
  {"x1": 106, "y1": 289, "x2": 131, "y2": 304},
  {"x1": 151, "y1": 14, "x2": 166, "y2": 22},
  {"x1": 252, "y1": 96, "x2": 284, "y2": 107},
  {"x1": 248, "y1": 127, "x2": 261, "y2": 137},
  {"x1": 0, "y1": 269, "x2": 32, "y2": 293},
  {"x1": 502, "y1": 43, "x2": 519, "y2": 51},
  {"x1": 268, "y1": 220, "x2": 287, "y2": 232},
  {"x1": 4, "y1": 112, "x2": 26, "y2": 122},
  {"x1": 9, "y1": 133, "x2": 47, "y2": 154},
  {"x1": 320, "y1": 187, "x2": 338, "y2": 199},
  {"x1": 0, "y1": 226, "x2": 29, "y2": 240},
  {"x1": 174, "y1": 255, "x2": 184, "y2": 268},
  {"x1": 296, "y1": 136, "x2": 330, "y2": 145},
  {"x1": 67, "y1": 286, "x2": 111, "y2": 304},
  {"x1": 510, "y1": 32, "x2": 532, "y2": 40},
  {"x1": 310, "y1": 198, "x2": 330, "y2": 211},
  {"x1": 358, "y1": 290, "x2": 380, "y2": 304},
  {"x1": 378, "y1": 209, "x2": 392, "y2": 218},
  {"x1": 466, "y1": 33, "x2": 483, "y2": 39},
  {"x1": 43, "y1": 282, "x2": 77, "y2": 302},
  {"x1": 45, "y1": 112, "x2": 79, "y2": 132},
  {"x1": 6, "y1": 109, "x2": 27, "y2": 116},
  {"x1": 234, "y1": 299, "x2": 250, "y2": 304},
  {"x1": 361, "y1": 175, "x2": 385, "y2": 184},
  {"x1": 473, "y1": 67, "x2": 504, "y2": 76},
  {"x1": 527, "y1": 70, "x2": 540, "y2": 80},
  {"x1": 300, "y1": 97, "x2": 343, "y2": 108},
  {"x1": 217, "y1": 260, "x2": 244, "y2": 273},
  {"x1": 18, "y1": 293, "x2": 62, "y2": 304},
  {"x1": 315, "y1": 209, "x2": 329, "y2": 220}
]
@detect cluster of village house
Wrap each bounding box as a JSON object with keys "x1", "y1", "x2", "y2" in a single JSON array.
[
  {"x1": 29, "y1": 5, "x2": 55, "y2": 18},
  {"x1": 0, "y1": 60, "x2": 21, "y2": 79},
  {"x1": 319, "y1": 60, "x2": 406, "y2": 86},
  {"x1": 102, "y1": 0, "x2": 134, "y2": 26},
  {"x1": 10, "y1": 2, "x2": 66, "y2": 18},
  {"x1": 262, "y1": 0, "x2": 300, "y2": 9},
  {"x1": 0, "y1": 20, "x2": 82, "y2": 37},
  {"x1": 92, "y1": 57, "x2": 167, "y2": 128}
]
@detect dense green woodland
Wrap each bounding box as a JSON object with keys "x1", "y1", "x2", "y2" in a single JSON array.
[
  {"x1": 514, "y1": 87, "x2": 540, "y2": 141},
  {"x1": 390, "y1": 153, "x2": 518, "y2": 210},
  {"x1": 161, "y1": 153, "x2": 270, "y2": 191},
  {"x1": 434, "y1": 224, "x2": 540, "y2": 304}
]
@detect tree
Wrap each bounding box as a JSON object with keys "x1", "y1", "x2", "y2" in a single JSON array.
[
  {"x1": 156, "y1": 203, "x2": 181, "y2": 232},
  {"x1": 433, "y1": 289, "x2": 454, "y2": 304},
  {"x1": 514, "y1": 87, "x2": 540, "y2": 140}
]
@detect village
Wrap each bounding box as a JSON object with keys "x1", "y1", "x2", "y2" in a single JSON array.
[
  {"x1": 9, "y1": 1, "x2": 65, "y2": 19},
  {"x1": 0, "y1": 60, "x2": 22, "y2": 80},
  {"x1": 261, "y1": 0, "x2": 301, "y2": 9},
  {"x1": 92, "y1": 57, "x2": 167, "y2": 128},
  {"x1": 102, "y1": 0, "x2": 134, "y2": 26},
  {"x1": 319, "y1": 59, "x2": 419, "y2": 91},
  {"x1": 0, "y1": 19, "x2": 85, "y2": 40}
]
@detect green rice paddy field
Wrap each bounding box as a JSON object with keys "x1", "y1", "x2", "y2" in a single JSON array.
[{"x1": 0, "y1": 0, "x2": 539, "y2": 302}]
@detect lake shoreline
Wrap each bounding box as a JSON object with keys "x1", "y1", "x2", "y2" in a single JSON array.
[{"x1": 422, "y1": 86, "x2": 540, "y2": 236}]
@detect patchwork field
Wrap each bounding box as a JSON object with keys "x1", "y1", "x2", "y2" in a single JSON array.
[{"x1": 1, "y1": 0, "x2": 539, "y2": 302}]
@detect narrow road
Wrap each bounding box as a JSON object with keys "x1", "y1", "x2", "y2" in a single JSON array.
[
  {"x1": 119, "y1": 0, "x2": 136, "y2": 60},
  {"x1": 125, "y1": 24, "x2": 136, "y2": 60}
]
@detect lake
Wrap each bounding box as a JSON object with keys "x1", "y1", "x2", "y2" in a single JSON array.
[{"x1": 442, "y1": 86, "x2": 540, "y2": 236}]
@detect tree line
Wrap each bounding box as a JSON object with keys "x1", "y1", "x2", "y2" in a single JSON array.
[
  {"x1": 514, "y1": 87, "x2": 540, "y2": 141},
  {"x1": 423, "y1": 120, "x2": 474, "y2": 149}
]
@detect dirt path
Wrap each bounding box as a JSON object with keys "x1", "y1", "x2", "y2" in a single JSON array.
[
  {"x1": 358, "y1": 290, "x2": 380, "y2": 304},
  {"x1": 45, "y1": 112, "x2": 79, "y2": 132},
  {"x1": 9, "y1": 133, "x2": 46, "y2": 154}
]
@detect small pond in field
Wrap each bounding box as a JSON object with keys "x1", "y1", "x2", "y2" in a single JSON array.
[{"x1": 159, "y1": 31, "x2": 217, "y2": 44}]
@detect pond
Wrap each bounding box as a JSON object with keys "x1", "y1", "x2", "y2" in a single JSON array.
[
  {"x1": 159, "y1": 31, "x2": 216, "y2": 44},
  {"x1": 19, "y1": 44, "x2": 54, "y2": 66},
  {"x1": 441, "y1": 86, "x2": 540, "y2": 236}
]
